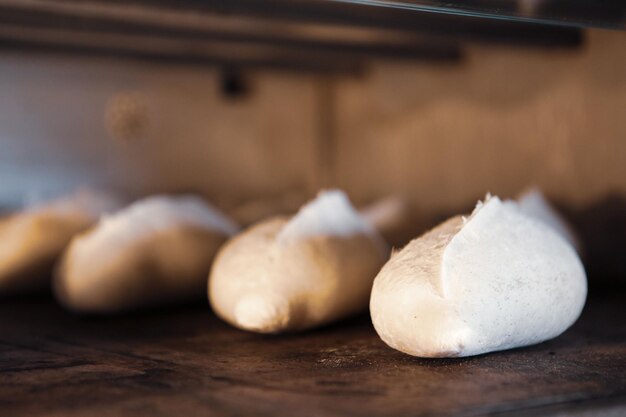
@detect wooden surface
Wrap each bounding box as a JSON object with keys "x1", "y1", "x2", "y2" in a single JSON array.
[{"x1": 0, "y1": 294, "x2": 625, "y2": 417}]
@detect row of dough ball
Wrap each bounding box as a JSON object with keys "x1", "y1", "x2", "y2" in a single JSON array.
[
  {"x1": 0, "y1": 189, "x2": 391, "y2": 303},
  {"x1": 0, "y1": 188, "x2": 585, "y2": 357},
  {"x1": 210, "y1": 189, "x2": 585, "y2": 358},
  {"x1": 0, "y1": 190, "x2": 239, "y2": 312}
]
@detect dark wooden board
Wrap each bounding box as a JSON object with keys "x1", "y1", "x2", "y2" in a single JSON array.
[{"x1": 0, "y1": 293, "x2": 625, "y2": 416}]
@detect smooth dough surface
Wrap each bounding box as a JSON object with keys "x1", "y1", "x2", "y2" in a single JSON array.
[
  {"x1": 515, "y1": 188, "x2": 580, "y2": 252},
  {"x1": 55, "y1": 195, "x2": 238, "y2": 313},
  {"x1": 209, "y1": 190, "x2": 388, "y2": 333},
  {"x1": 370, "y1": 196, "x2": 587, "y2": 357}
]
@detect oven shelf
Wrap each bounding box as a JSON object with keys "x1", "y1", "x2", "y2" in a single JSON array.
[
  {"x1": 0, "y1": 0, "x2": 594, "y2": 73},
  {"x1": 1, "y1": 291, "x2": 624, "y2": 416},
  {"x1": 326, "y1": 0, "x2": 626, "y2": 30}
]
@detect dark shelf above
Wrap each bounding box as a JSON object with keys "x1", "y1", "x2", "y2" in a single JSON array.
[
  {"x1": 0, "y1": 0, "x2": 602, "y2": 73},
  {"x1": 326, "y1": 0, "x2": 626, "y2": 30}
]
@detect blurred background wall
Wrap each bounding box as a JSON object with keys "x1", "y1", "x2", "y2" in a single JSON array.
[
  {"x1": 335, "y1": 29, "x2": 626, "y2": 216},
  {"x1": 0, "y1": 29, "x2": 624, "y2": 216}
]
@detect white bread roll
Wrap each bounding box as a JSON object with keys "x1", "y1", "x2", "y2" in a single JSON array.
[
  {"x1": 0, "y1": 189, "x2": 121, "y2": 295},
  {"x1": 515, "y1": 188, "x2": 580, "y2": 252},
  {"x1": 209, "y1": 190, "x2": 388, "y2": 333},
  {"x1": 55, "y1": 195, "x2": 238, "y2": 313},
  {"x1": 370, "y1": 195, "x2": 587, "y2": 358}
]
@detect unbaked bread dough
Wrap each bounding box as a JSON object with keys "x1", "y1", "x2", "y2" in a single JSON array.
[
  {"x1": 515, "y1": 188, "x2": 580, "y2": 252},
  {"x1": 370, "y1": 195, "x2": 587, "y2": 357},
  {"x1": 0, "y1": 189, "x2": 121, "y2": 295},
  {"x1": 55, "y1": 195, "x2": 238, "y2": 313},
  {"x1": 209, "y1": 190, "x2": 388, "y2": 333}
]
